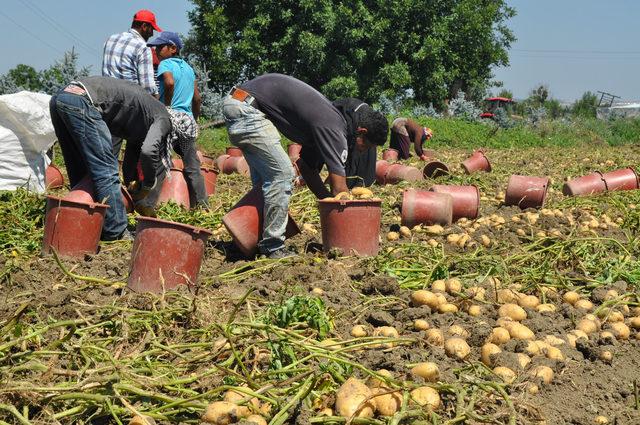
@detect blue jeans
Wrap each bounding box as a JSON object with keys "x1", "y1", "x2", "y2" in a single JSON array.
[
  {"x1": 49, "y1": 92, "x2": 127, "y2": 240},
  {"x1": 222, "y1": 96, "x2": 294, "y2": 254}
]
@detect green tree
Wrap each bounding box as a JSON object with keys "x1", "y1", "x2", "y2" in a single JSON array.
[
  {"x1": 185, "y1": 0, "x2": 516, "y2": 104},
  {"x1": 496, "y1": 89, "x2": 513, "y2": 99},
  {"x1": 7, "y1": 65, "x2": 42, "y2": 91},
  {"x1": 572, "y1": 91, "x2": 598, "y2": 118}
]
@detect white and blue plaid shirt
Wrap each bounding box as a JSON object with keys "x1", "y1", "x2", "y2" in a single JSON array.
[{"x1": 102, "y1": 29, "x2": 158, "y2": 95}]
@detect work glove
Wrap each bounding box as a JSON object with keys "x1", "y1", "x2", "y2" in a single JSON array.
[
  {"x1": 134, "y1": 202, "x2": 157, "y2": 218},
  {"x1": 127, "y1": 180, "x2": 152, "y2": 202}
]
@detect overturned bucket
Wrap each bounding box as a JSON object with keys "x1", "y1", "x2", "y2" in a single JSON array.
[
  {"x1": 128, "y1": 217, "x2": 212, "y2": 293},
  {"x1": 382, "y1": 148, "x2": 399, "y2": 161},
  {"x1": 65, "y1": 175, "x2": 134, "y2": 213},
  {"x1": 157, "y1": 168, "x2": 191, "y2": 208},
  {"x1": 601, "y1": 167, "x2": 639, "y2": 192},
  {"x1": 562, "y1": 172, "x2": 606, "y2": 196},
  {"x1": 430, "y1": 185, "x2": 480, "y2": 221},
  {"x1": 505, "y1": 175, "x2": 549, "y2": 209},
  {"x1": 318, "y1": 198, "x2": 382, "y2": 256},
  {"x1": 45, "y1": 165, "x2": 65, "y2": 189},
  {"x1": 385, "y1": 164, "x2": 423, "y2": 185},
  {"x1": 222, "y1": 188, "x2": 301, "y2": 257},
  {"x1": 375, "y1": 160, "x2": 392, "y2": 185},
  {"x1": 201, "y1": 166, "x2": 219, "y2": 196},
  {"x1": 423, "y1": 160, "x2": 450, "y2": 179},
  {"x1": 42, "y1": 195, "x2": 108, "y2": 258},
  {"x1": 461, "y1": 150, "x2": 491, "y2": 174},
  {"x1": 401, "y1": 189, "x2": 453, "y2": 227},
  {"x1": 226, "y1": 146, "x2": 243, "y2": 157},
  {"x1": 215, "y1": 154, "x2": 231, "y2": 172},
  {"x1": 172, "y1": 158, "x2": 184, "y2": 170},
  {"x1": 222, "y1": 156, "x2": 250, "y2": 176}
]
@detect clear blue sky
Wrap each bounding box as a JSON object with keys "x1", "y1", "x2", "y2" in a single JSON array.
[{"x1": 1, "y1": 0, "x2": 639, "y2": 102}]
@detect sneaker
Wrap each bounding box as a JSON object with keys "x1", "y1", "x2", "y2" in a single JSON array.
[{"x1": 266, "y1": 248, "x2": 296, "y2": 260}]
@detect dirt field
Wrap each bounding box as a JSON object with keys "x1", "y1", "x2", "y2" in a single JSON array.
[{"x1": 2, "y1": 145, "x2": 640, "y2": 424}]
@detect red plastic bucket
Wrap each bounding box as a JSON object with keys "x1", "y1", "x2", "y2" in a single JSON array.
[
  {"x1": 201, "y1": 167, "x2": 219, "y2": 196},
  {"x1": 65, "y1": 175, "x2": 134, "y2": 213},
  {"x1": 401, "y1": 189, "x2": 453, "y2": 227},
  {"x1": 601, "y1": 167, "x2": 639, "y2": 192},
  {"x1": 422, "y1": 161, "x2": 450, "y2": 179},
  {"x1": 45, "y1": 165, "x2": 65, "y2": 189},
  {"x1": 157, "y1": 168, "x2": 191, "y2": 208},
  {"x1": 382, "y1": 148, "x2": 399, "y2": 161},
  {"x1": 376, "y1": 160, "x2": 392, "y2": 185},
  {"x1": 172, "y1": 158, "x2": 184, "y2": 170},
  {"x1": 461, "y1": 150, "x2": 491, "y2": 174},
  {"x1": 385, "y1": 164, "x2": 423, "y2": 184},
  {"x1": 430, "y1": 185, "x2": 479, "y2": 221},
  {"x1": 562, "y1": 172, "x2": 606, "y2": 196},
  {"x1": 226, "y1": 146, "x2": 243, "y2": 157},
  {"x1": 222, "y1": 188, "x2": 301, "y2": 257},
  {"x1": 318, "y1": 199, "x2": 382, "y2": 256},
  {"x1": 505, "y1": 175, "x2": 549, "y2": 209},
  {"x1": 288, "y1": 143, "x2": 302, "y2": 161},
  {"x1": 128, "y1": 217, "x2": 212, "y2": 293},
  {"x1": 222, "y1": 156, "x2": 250, "y2": 176},
  {"x1": 42, "y1": 195, "x2": 108, "y2": 258}
]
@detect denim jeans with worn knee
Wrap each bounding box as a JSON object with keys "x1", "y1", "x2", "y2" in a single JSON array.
[
  {"x1": 222, "y1": 96, "x2": 294, "y2": 254},
  {"x1": 49, "y1": 92, "x2": 127, "y2": 240}
]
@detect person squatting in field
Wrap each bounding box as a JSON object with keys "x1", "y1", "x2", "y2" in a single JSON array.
[
  {"x1": 49, "y1": 76, "x2": 194, "y2": 241},
  {"x1": 134, "y1": 31, "x2": 209, "y2": 216},
  {"x1": 222, "y1": 73, "x2": 389, "y2": 259},
  {"x1": 389, "y1": 117, "x2": 433, "y2": 160}
]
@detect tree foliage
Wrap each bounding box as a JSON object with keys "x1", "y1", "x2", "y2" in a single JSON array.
[
  {"x1": 185, "y1": 0, "x2": 516, "y2": 104},
  {"x1": 572, "y1": 91, "x2": 598, "y2": 118}
]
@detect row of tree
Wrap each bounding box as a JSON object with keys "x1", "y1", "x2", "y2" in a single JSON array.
[{"x1": 496, "y1": 85, "x2": 599, "y2": 119}]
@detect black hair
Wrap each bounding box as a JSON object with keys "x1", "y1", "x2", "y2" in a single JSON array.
[
  {"x1": 131, "y1": 20, "x2": 145, "y2": 29},
  {"x1": 356, "y1": 106, "x2": 389, "y2": 146}
]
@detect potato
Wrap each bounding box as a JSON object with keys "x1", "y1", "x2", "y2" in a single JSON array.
[
  {"x1": 576, "y1": 318, "x2": 599, "y2": 335},
  {"x1": 566, "y1": 330, "x2": 589, "y2": 348},
  {"x1": 508, "y1": 323, "x2": 535, "y2": 340},
  {"x1": 447, "y1": 234, "x2": 461, "y2": 244},
  {"x1": 411, "y1": 290, "x2": 439, "y2": 308},
  {"x1": 431, "y1": 279, "x2": 446, "y2": 292},
  {"x1": 444, "y1": 338, "x2": 471, "y2": 360},
  {"x1": 311, "y1": 287, "x2": 324, "y2": 295},
  {"x1": 516, "y1": 228, "x2": 526, "y2": 237},
  {"x1": 496, "y1": 289, "x2": 518, "y2": 304},
  {"x1": 246, "y1": 415, "x2": 267, "y2": 425},
  {"x1": 543, "y1": 335, "x2": 565, "y2": 346},
  {"x1": 604, "y1": 311, "x2": 625, "y2": 323},
  {"x1": 530, "y1": 365, "x2": 554, "y2": 384},
  {"x1": 223, "y1": 388, "x2": 260, "y2": 417},
  {"x1": 487, "y1": 327, "x2": 511, "y2": 345},
  {"x1": 434, "y1": 293, "x2": 448, "y2": 306},
  {"x1": 387, "y1": 232, "x2": 400, "y2": 241},
  {"x1": 425, "y1": 329, "x2": 444, "y2": 346},
  {"x1": 574, "y1": 299, "x2": 594, "y2": 311},
  {"x1": 366, "y1": 369, "x2": 393, "y2": 389},
  {"x1": 351, "y1": 325, "x2": 368, "y2": 338},
  {"x1": 498, "y1": 303, "x2": 527, "y2": 321},
  {"x1": 629, "y1": 316, "x2": 640, "y2": 330},
  {"x1": 202, "y1": 401, "x2": 240, "y2": 425},
  {"x1": 335, "y1": 191, "x2": 351, "y2": 200},
  {"x1": 335, "y1": 377, "x2": 374, "y2": 418},
  {"x1": 414, "y1": 319, "x2": 430, "y2": 331},
  {"x1": 536, "y1": 303, "x2": 556, "y2": 314},
  {"x1": 129, "y1": 416, "x2": 156, "y2": 425},
  {"x1": 466, "y1": 286, "x2": 486, "y2": 301},
  {"x1": 481, "y1": 343, "x2": 501, "y2": 366},
  {"x1": 410, "y1": 387, "x2": 441, "y2": 410},
  {"x1": 526, "y1": 383, "x2": 539, "y2": 394},
  {"x1": 399, "y1": 226, "x2": 412, "y2": 238},
  {"x1": 480, "y1": 234, "x2": 491, "y2": 247},
  {"x1": 445, "y1": 278, "x2": 462, "y2": 293},
  {"x1": 609, "y1": 322, "x2": 630, "y2": 340},
  {"x1": 438, "y1": 303, "x2": 458, "y2": 314},
  {"x1": 318, "y1": 408, "x2": 333, "y2": 416},
  {"x1": 424, "y1": 224, "x2": 444, "y2": 235},
  {"x1": 599, "y1": 350, "x2": 613, "y2": 362},
  {"x1": 352, "y1": 187, "x2": 373, "y2": 198},
  {"x1": 594, "y1": 415, "x2": 609, "y2": 425},
  {"x1": 563, "y1": 291, "x2": 580, "y2": 305},
  {"x1": 467, "y1": 305, "x2": 482, "y2": 317},
  {"x1": 371, "y1": 387, "x2": 402, "y2": 416},
  {"x1": 516, "y1": 353, "x2": 531, "y2": 369},
  {"x1": 448, "y1": 324, "x2": 469, "y2": 339},
  {"x1": 517, "y1": 295, "x2": 540, "y2": 309},
  {"x1": 544, "y1": 346, "x2": 564, "y2": 361},
  {"x1": 427, "y1": 238, "x2": 439, "y2": 248},
  {"x1": 493, "y1": 366, "x2": 517, "y2": 384},
  {"x1": 411, "y1": 362, "x2": 439, "y2": 382}
]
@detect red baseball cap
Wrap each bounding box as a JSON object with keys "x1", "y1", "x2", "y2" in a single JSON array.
[{"x1": 133, "y1": 10, "x2": 162, "y2": 31}]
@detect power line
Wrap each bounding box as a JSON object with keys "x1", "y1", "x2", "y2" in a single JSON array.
[
  {"x1": 513, "y1": 48, "x2": 640, "y2": 55},
  {"x1": 0, "y1": 9, "x2": 65, "y2": 55},
  {"x1": 18, "y1": 0, "x2": 99, "y2": 55}
]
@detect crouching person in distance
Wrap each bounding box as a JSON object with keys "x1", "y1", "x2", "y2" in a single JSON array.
[
  {"x1": 222, "y1": 73, "x2": 388, "y2": 259},
  {"x1": 49, "y1": 76, "x2": 175, "y2": 240},
  {"x1": 389, "y1": 117, "x2": 433, "y2": 160}
]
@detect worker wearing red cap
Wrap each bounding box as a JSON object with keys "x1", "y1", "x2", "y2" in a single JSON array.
[
  {"x1": 102, "y1": 9, "x2": 161, "y2": 97},
  {"x1": 389, "y1": 117, "x2": 433, "y2": 160}
]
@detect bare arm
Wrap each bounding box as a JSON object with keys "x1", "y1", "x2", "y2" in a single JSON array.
[
  {"x1": 161, "y1": 72, "x2": 175, "y2": 107},
  {"x1": 192, "y1": 81, "x2": 201, "y2": 120}
]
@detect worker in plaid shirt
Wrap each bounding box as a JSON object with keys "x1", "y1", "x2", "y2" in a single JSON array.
[{"x1": 102, "y1": 9, "x2": 161, "y2": 97}]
